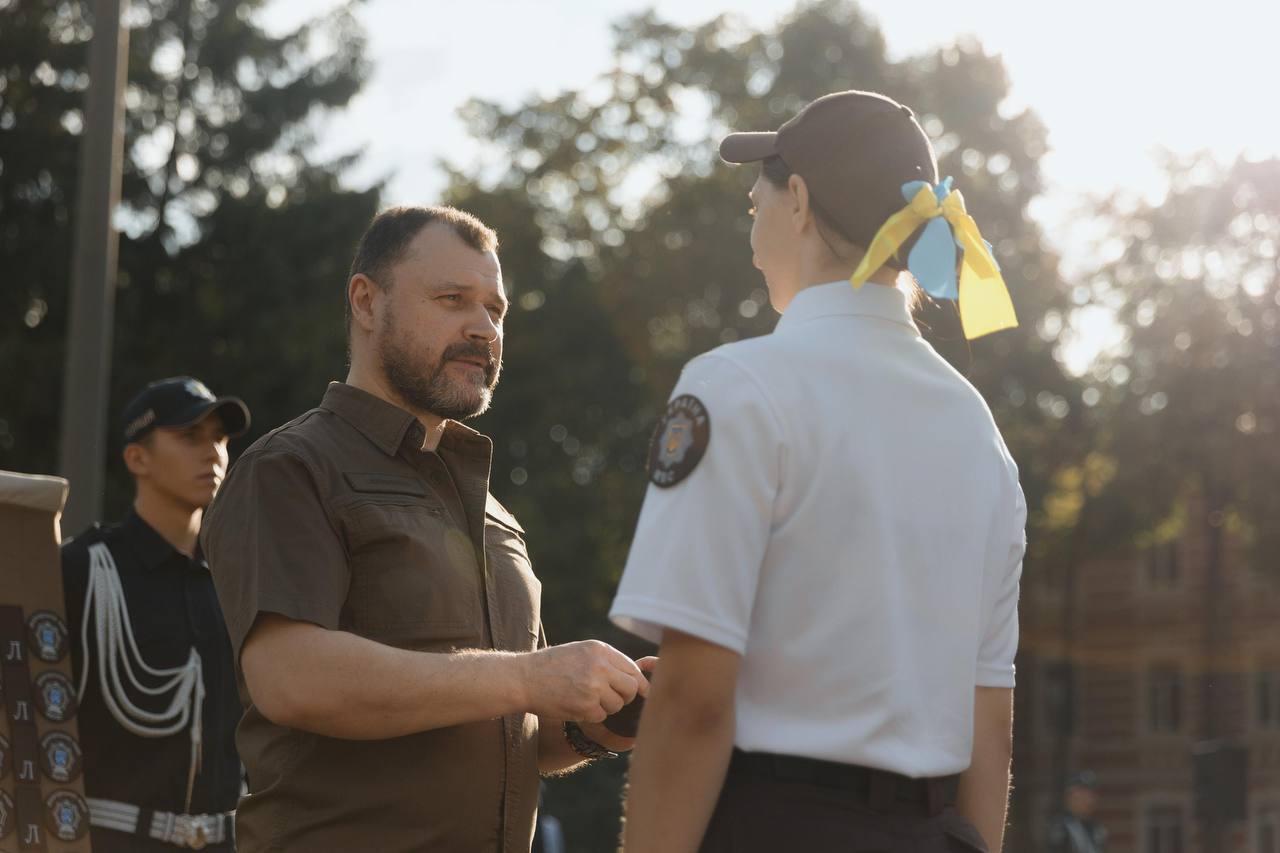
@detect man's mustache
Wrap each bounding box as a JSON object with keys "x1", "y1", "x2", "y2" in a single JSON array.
[{"x1": 440, "y1": 342, "x2": 499, "y2": 383}]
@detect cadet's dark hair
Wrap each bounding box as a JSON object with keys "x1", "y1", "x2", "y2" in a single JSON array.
[
  {"x1": 761, "y1": 155, "x2": 922, "y2": 308},
  {"x1": 344, "y1": 205, "x2": 499, "y2": 333}
]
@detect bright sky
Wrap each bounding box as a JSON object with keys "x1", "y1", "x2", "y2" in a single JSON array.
[{"x1": 263, "y1": 0, "x2": 1277, "y2": 370}]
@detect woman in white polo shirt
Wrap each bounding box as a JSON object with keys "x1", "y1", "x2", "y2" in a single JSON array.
[{"x1": 610, "y1": 90, "x2": 1025, "y2": 853}]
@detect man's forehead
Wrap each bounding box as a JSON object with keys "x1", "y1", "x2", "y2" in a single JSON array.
[{"x1": 400, "y1": 223, "x2": 502, "y2": 285}]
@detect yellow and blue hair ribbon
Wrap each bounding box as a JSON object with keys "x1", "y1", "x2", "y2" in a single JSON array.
[{"x1": 849, "y1": 177, "x2": 1018, "y2": 340}]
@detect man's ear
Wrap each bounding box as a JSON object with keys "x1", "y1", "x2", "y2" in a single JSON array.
[
  {"x1": 348, "y1": 274, "x2": 381, "y2": 335},
  {"x1": 787, "y1": 173, "x2": 815, "y2": 234},
  {"x1": 122, "y1": 442, "x2": 148, "y2": 479}
]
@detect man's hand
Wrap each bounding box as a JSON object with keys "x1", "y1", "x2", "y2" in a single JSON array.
[
  {"x1": 522, "y1": 640, "x2": 650, "y2": 723},
  {"x1": 582, "y1": 655, "x2": 658, "y2": 752}
]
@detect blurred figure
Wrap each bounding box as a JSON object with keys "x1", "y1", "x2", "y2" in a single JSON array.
[
  {"x1": 62, "y1": 376, "x2": 250, "y2": 851},
  {"x1": 1048, "y1": 771, "x2": 1107, "y2": 853},
  {"x1": 531, "y1": 783, "x2": 566, "y2": 853}
]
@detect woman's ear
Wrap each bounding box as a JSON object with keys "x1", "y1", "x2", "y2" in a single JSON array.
[{"x1": 787, "y1": 173, "x2": 814, "y2": 234}]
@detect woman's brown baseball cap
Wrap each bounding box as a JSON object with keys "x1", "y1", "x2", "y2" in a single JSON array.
[{"x1": 719, "y1": 90, "x2": 939, "y2": 250}]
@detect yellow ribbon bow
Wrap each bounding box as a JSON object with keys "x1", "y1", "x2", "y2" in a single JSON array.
[{"x1": 849, "y1": 182, "x2": 1018, "y2": 340}]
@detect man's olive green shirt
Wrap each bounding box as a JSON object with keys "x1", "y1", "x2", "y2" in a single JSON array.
[{"x1": 202, "y1": 382, "x2": 544, "y2": 853}]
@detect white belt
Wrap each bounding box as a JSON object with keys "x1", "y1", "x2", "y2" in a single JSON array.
[{"x1": 87, "y1": 797, "x2": 233, "y2": 849}]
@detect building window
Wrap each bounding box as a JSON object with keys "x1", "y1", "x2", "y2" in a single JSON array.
[
  {"x1": 1149, "y1": 666, "x2": 1182, "y2": 732},
  {"x1": 1146, "y1": 543, "x2": 1181, "y2": 589},
  {"x1": 1145, "y1": 805, "x2": 1184, "y2": 853},
  {"x1": 1044, "y1": 661, "x2": 1075, "y2": 735},
  {"x1": 1257, "y1": 804, "x2": 1280, "y2": 853},
  {"x1": 1040, "y1": 561, "x2": 1067, "y2": 597},
  {"x1": 1258, "y1": 671, "x2": 1280, "y2": 729}
]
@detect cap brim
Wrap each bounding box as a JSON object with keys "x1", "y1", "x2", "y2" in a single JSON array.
[
  {"x1": 164, "y1": 397, "x2": 251, "y2": 438},
  {"x1": 719, "y1": 132, "x2": 778, "y2": 164}
]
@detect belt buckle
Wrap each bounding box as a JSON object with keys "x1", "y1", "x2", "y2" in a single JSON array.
[{"x1": 172, "y1": 814, "x2": 210, "y2": 850}]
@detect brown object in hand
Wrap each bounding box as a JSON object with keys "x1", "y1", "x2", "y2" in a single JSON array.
[{"x1": 602, "y1": 670, "x2": 653, "y2": 737}]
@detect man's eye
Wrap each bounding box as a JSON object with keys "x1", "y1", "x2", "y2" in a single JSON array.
[{"x1": 439, "y1": 294, "x2": 461, "y2": 303}]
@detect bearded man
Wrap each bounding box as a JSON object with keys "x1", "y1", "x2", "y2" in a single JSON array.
[{"x1": 201, "y1": 206, "x2": 650, "y2": 853}]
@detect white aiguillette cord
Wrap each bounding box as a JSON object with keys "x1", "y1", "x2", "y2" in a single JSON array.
[{"x1": 80, "y1": 542, "x2": 205, "y2": 813}]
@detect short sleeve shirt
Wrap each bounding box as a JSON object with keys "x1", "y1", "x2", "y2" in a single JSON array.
[
  {"x1": 201, "y1": 382, "x2": 544, "y2": 853},
  {"x1": 610, "y1": 281, "x2": 1025, "y2": 778}
]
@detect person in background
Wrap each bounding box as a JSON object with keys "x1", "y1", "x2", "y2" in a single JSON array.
[
  {"x1": 62, "y1": 376, "x2": 250, "y2": 851},
  {"x1": 1048, "y1": 771, "x2": 1107, "y2": 853}
]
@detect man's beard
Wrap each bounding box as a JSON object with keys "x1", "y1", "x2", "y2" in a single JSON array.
[{"x1": 378, "y1": 314, "x2": 501, "y2": 421}]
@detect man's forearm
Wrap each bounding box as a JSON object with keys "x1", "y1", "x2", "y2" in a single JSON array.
[
  {"x1": 243, "y1": 615, "x2": 527, "y2": 739},
  {"x1": 956, "y1": 686, "x2": 1014, "y2": 851}
]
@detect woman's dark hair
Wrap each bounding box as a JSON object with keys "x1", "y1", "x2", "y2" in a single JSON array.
[{"x1": 760, "y1": 155, "x2": 923, "y2": 307}]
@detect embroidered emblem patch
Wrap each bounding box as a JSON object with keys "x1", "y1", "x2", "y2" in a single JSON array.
[
  {"x1": 648, "y1": 395, "x2": 711, "y2": 488},
  {"x1": 40, "y1": 732, "x2": 81, "y2": 783},
  {"x1": 44, "y1": 790, "x2": 88, "y2": 841},
  {"x1": 27, "y1": 611, "x2": 68, "y2": 663},
  {"x1": 33, "y1": 671, "x2": 77, "y2": 722}
]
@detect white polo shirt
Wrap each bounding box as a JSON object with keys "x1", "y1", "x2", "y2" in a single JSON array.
[{"x1": 610, "y1": 280, "x2": 1025, "y2": 778}]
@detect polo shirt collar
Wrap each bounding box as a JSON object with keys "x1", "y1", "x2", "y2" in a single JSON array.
[
  {"x1": 320, "y1": 382, "x2": 421, "y2": 456},
  {"x1": 775, "y1": 280, "x2": 918, "y2": 335}
]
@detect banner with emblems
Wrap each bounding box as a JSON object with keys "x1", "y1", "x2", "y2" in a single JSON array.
[{"x1": 0, "y1": 471, "x2": 92, "y2": 852}]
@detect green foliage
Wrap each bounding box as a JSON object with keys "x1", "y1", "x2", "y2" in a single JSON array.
[
  {"x1": 0, "y1": 0, "x2": 379, "y2": 511},
  {"x1": 1083, "y1": 154, "x2": 1280, "y2": 561}
]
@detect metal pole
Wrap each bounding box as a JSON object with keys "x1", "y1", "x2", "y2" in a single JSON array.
[{"x1": 58, "y1": 0, "x2": 129, "y2": 534}]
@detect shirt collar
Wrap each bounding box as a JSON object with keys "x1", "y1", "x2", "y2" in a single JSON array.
[
  {"x1": 319, "y1": 381, "x2": 494, "y2": 460},
  {"x1": 320, "y1": 382, "x2": 423, "y2": 456},
  {"x1": 121, "y1": 509, "x2": 197, "y2": 573},
  {"x1": 774, "y1": 280, "x2": 918, "y2": 335}
]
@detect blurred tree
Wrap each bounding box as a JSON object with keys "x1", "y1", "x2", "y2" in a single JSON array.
[
  {"x1": 1085, "y1": 154, "x2": 1280, "y2": 563},
  {"x1": 450, "y1": 3, "x2": 1089, "y2": 849},
  {"x1": 0, "y1": 0, "x2": 378, "y2": 512}
]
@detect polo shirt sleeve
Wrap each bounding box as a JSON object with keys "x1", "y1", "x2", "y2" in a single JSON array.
[
  {"x1": 201, "y1": 448, "x2": 349, "y2": 658},
  {"x1": 976, "y1": 477, "x2": 1026, "y2": 688},
  {"x1": 610, "y1": 354, "x2": 783, "y2": 654}
]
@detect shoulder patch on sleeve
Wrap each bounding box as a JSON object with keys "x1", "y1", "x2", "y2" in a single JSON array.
[{"x1": 648, "y1": 394, "x2": 711, "y2": 488}]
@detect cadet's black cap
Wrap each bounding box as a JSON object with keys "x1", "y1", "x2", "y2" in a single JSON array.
[
  {"x1": 120, "y1": 376, "x2": 250, "y2": 444},
  {"x1": 1067, "y1": 770, "x2": 1099, "y2": 790},
  {"x1": 719, "y1": 89, "x2": 938, "y2": 250}
]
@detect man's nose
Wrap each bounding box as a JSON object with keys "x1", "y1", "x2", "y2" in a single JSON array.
[{"x1": 465, "y1": 308, "x2": 500, "y2": 343}]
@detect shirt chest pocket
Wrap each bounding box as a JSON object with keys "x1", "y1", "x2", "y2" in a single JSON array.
[
  {"x1": 338, "y1": 476, "x2": 483, "y2": 648},
  {"x1": 483, "y1": 503, "x2": 542, "y2": 652}
]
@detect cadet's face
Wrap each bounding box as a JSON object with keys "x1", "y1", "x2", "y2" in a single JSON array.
[
  {"x1": 748, "y1": 173, "x2": 796, "y2": 309},
  {"x1": 1066, "y1": 786, "x2": 1097, "y2": 818},
  {"x1": 134, "y1": 414, "x2": 229, "y2": 509},
  {"x1": 373, "y1": 223, "x2": 507, "y2": 421}
]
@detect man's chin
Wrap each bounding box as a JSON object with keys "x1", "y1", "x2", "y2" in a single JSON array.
[{"x1": 445, "y1": 392, "x2": 492, "y2": 421}]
